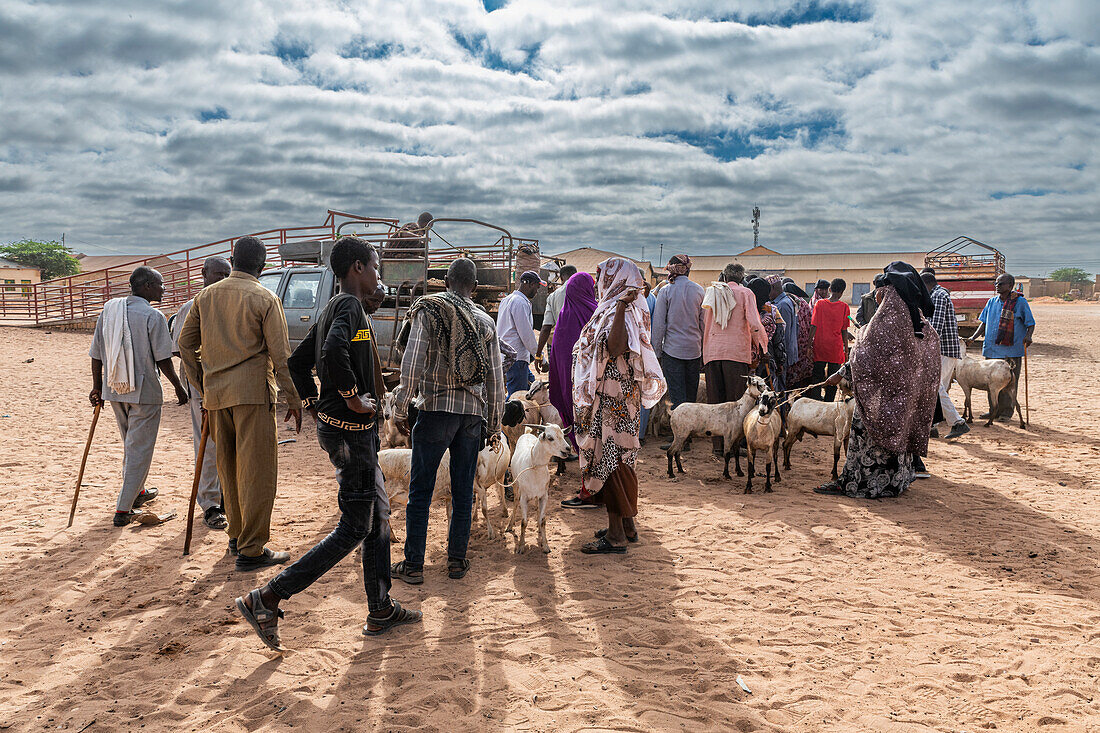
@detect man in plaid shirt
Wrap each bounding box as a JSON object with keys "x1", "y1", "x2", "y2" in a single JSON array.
[
  {"x1": 391, "y1": 258, "x2": 505, "y2": 585},
  {"x1": 921, "y1": 270, "x2": 969, "y2": 440}
]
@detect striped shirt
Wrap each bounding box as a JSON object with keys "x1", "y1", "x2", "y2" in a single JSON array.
[
  {"x1": 929, "y1": 285, "x2": 962, "y2": 359},
  {"x1": 392, "y1": 295, "x2": 504, "y2": 432}
]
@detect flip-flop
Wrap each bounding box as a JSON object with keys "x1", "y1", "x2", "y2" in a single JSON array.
[
  {"x1": 132, "y1": 511, "x2": 177, "y2": 525},
  {"x1": 362, "y1": 600, "x2": 423, "y2": 636},
  {"x1": 235, "y1": 589, "x2": 285, "y2": 652},
  {"x1": 580, "y1": 537, "x2": 627, "y2": 554},
  {"x1": 594, "y1": 528, "x2": 638, "y2": 543}
]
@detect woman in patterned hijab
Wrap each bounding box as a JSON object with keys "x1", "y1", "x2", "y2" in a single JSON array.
[{"x1": 572, "y1": 257, "x2": 666, "y2": 554}]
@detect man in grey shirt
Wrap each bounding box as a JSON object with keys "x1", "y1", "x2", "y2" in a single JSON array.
[
  {"x1": 172, "y1": 257, "x2": 232, "y2": 530},
  {"x1": 89, "y1": 266, "x2": 189, "y2": 526},
  {"x1": 651, "y1": 254, "x2": 705, "y2": 428}
]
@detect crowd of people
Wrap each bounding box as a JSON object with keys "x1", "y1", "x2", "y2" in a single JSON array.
[{"x1": 84, "y1": 236, "x2": 1036, "y2": 648}]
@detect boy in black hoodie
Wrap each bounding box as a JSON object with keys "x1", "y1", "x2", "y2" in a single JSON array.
[{"x1": 236, "y1": 237, "x2": 421, "y2": 650}]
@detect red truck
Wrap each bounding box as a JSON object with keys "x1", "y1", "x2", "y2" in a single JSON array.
[{"x1": 924, "y1": 236, "x2": 1005, "y2": 339}]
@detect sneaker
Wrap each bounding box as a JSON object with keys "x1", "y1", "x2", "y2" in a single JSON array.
[
  {"x1": 945, "y1": 422, "x2": 970, "y2": 440},
  {"x1": 132, "y1": 488, "x2": 158, "y2": 509},
  {"x1": 560, "y1": 496, "x2": 599, "y2": 509},
  {"x1": 113, "y1": 511, "x2": 136, "y2": 527},
  {"x1": 203, "y1": 506, "x2": 228, "y2": 530},
  {"x1": 235, "y1": 548, "x2": 290, "y2": 571}
]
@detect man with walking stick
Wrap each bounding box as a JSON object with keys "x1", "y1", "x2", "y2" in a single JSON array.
[
  {"x1": 178, "y1": 236, "x2": 302, "y2": 571},
  {"x1": 967, "y1": 273, "x2": 1035, "y2": 422},
  {"x1": 172, "y1": 257, "x2": 231, "y2": 531},
  {"x1": 88, "y1": 266, "x2": 189, "y2": 526}
]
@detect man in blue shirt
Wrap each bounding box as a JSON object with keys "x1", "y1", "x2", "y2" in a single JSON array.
[
  {"x1": 652, "y1": 255, "x2": 705, "y2": 441},
  {"x1": 969, "y1": 273, "x2": 1035, "y2": 421}
]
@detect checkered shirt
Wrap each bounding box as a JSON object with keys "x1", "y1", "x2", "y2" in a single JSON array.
[
  {"x1": 391, "y1": 297, "x2": 504, "y2": 432},
  {"x1": 929, "y1": 286, "x2": 962, "y2": 359}
]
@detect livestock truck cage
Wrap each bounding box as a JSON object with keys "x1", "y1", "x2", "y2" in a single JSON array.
[
  {"x1": 0, "y1": 210, "x2": 562, "y2": 347},
  {"x1": 923, "y1": 236, "x2": 1005, "y2": 338}
]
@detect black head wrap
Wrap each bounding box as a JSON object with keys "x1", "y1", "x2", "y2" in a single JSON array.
[
  {"x1": 783, "y1": 282, "x2": 809, "y2": 299},
  {"x1": 872, "y1": 261, "x2": 934, "y2": 337},
  {"x1": 748, "y1": 277, "x2": 772, "y2": 312}
]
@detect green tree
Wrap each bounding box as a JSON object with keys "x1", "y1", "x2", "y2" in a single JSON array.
[
  {"x1": 0, "y1": 239, "x2": 80, "y2": 281},
  {"x1": 1048, "y1": 267, "x2": 1092, "y2": 285}
]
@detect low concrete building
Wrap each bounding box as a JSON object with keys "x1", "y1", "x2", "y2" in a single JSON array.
[
  {"x1": 0, "y1": 258, "x2": 40, "y2": 294},
  {"x1": 554, "y1": 246, "x2": 657, "y2": 285}
]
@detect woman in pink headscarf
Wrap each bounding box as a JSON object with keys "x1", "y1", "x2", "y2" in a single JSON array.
[
  {"x1": 572, "y1": 258, "x2": 666, "y2": 554},
  {"x1": 548, "y1": 272, "x2": 598, "y2": 449}
]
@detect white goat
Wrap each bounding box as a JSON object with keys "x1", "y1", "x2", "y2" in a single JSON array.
[
  {"x1": 379, "y1": 392, "x2": 409, "y2": 449},
  {"x1": 783, "y1": 395, "x2": 855, "y2": 480},
  {"x1": 954, "y1": 342, "x2": 1026, "y2": 428},
  {"x1": 505, "y1": 424, "x2": 572, "y2": 554},
  {"x1": 475, "y1": 434, "x2": 512, "y2": 540},
  {"x1": 379, "y1": 438, "x2": 512, "y2": 541},
  {"x1": 666, "y1": 375, "x2": 767, "y2": 479},
  {"x1": 743, "y1": 388, "x2": 783, "y2": 493}
]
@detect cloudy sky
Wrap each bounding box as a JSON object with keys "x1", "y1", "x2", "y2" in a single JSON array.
[{"x1": 0, "y1": 0, "x2": 1096, "y2": 275}]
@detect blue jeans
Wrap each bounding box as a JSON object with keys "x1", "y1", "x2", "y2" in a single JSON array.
[
  {"x1": 505, "y1": 360, "x2": 533, "y2": 396},
  {"x1": 269, "y1": 422, "x2": 392, "y2": 613},
  {"x1": 640, "y1": 406, "x2": 650, "y2": 437},
  {"x1": 403, "y1": 411, "x2": 482, "y2": 570},
  {"x1": 660, "y1": 354, "x2": 702, "y2": 411}
]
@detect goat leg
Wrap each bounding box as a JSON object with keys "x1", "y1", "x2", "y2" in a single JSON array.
[
  {"x1": 667, "y1": 452, "x2": 675, "y2": 479},
  {"x1": 722, "y1": 450, "x2": 732, "y2": 479},
  {"x1": 772, "y1": 438, "x2": 781, "y2": 483},
  {"x1": 745, "y1": 457, "x2": 754, "y2": 494},
  {"x1": 764, "y1": 462, "x2": 773, "y2": 493},
  {"x1": 985, "y1": 387, "x2": 998, "y2": 427},
  {"x1": 675, "y1": 453, "x2": 684, "y2": 474},
  {"x1": 734, "y1": 442, "x2": 744, "y2": 477}
]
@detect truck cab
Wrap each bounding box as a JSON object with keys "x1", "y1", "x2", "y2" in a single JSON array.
[{"x1": 924, "y1": 236, "x2": 1005, "y2": 339}]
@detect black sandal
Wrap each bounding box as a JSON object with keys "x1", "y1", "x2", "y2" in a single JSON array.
[
  {"x1": 813, "y1": 483, "x2": 846, "y2": 496},
  {"x1": 580, "y1": 537, "x2": 627, "y2": 554},
  {"x1": 235, "y1": 589, "x2": 285, "y2": 652},
  {"x1": 447, "y1": 557, "x2": 470, "y2": 579},
  {"x1": 391, "y1": 561, "x2": 424, "y2": 585},
  {"x1": 362, "y1": 600, "x2": 423, "y2": 636},
  {"x1": 595, "y1": 528, "x2": 638, "y2": 543}
]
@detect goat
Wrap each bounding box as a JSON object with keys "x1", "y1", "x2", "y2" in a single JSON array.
[
  {"x1": 379, "y1": 438, "x2": 512, "y2": 542},
  {"x1": 743, "y1": 388, "x2": 783, "y2": 493},
  {"x1": 475, "y1": 433, "x2": 512, "y2": 540},
  {"x1": 782, "y1": 394, "x2": 855, "y2": 480},
  {"x1": 505, "y1": 424, "x2": 572, "y2": 554},
  {"x1": 647, "y1": 395, "x2": 672, "y2": 438},
  {"x1": 502, "y1": 398, "x2": 542, "y2": 454},
  {"x1": 954, "y1": 343, "x2": 1026, "y2": 428},
  {"x1": 379, "y1": 391, "x2": 409, "y2": 449},
  {"x1": 666, "y1": 375, "x2": 767, "y2": 479},
  {"x1": 522, "y1": 380, "x2": 564, "y2": 427}
]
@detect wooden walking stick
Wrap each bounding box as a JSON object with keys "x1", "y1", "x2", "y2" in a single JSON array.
[
  {"x1": 1023, "y1": 344, "x2": 1030, "y2": 427},
  {"x1": 183, "y1": 412, "x2": 209, "y2": 556},
  {"x1": 68, "y1": 402, "x2": 103, "y2": 527}
]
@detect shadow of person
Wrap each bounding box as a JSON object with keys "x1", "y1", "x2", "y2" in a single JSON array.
[{"x1": 856, "y1": 475, "x2": 1100, "y2": 603}]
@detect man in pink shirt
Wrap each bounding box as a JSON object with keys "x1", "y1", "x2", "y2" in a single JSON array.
[{"x1": 701, "y1": 264, "x2": 768, "y2": 454}]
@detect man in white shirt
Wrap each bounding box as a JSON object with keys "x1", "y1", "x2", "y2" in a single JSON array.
[
  {"x1": 497, "y1": 270, "x2": 542, "y2": 395},
  {"x1": 172, "y1": 257, "x2": 232, "y2": 530},
  {"x1": 534, "y1": 265, "x2": 576, "y2": 371}
]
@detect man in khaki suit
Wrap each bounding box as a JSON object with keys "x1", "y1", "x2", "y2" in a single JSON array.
[{"x1": 179, "y1": 236, "x2": 302, "y2": 571}]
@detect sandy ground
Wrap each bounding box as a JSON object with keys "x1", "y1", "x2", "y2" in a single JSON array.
[{"x1": 0, "y1": 303, "x2": 1098, "y2": 732}]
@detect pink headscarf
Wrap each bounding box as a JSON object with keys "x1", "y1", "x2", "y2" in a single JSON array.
[{"x1": 572, "y1": 258, "x2": 666, "y2": 413}]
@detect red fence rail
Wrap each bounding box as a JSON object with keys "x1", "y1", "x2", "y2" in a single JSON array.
[{"x1": 0, "y1": 211, "x2": 389, "y2": 325}]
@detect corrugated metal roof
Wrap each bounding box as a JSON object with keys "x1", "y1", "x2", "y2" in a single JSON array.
[{"x1": 0, "y1": 258, "x2": 37, "y2": 270}]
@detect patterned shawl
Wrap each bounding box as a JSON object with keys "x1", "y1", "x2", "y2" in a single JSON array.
[
  {"x1": 995, "y1": 291, "x2": 1019, "y2": 346},
  {"x1": 572, "y1": 258, "x2": 666, "y2": 413},
  {"x1": 399, "y1": 291, "x2": 489, "y2": 386},
  {"x1": 850, "y1": 286, "x2": 941, "y2": 456},
  {"x1": 666, "y1": 254, "x2": 692, "y2": 282}
]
